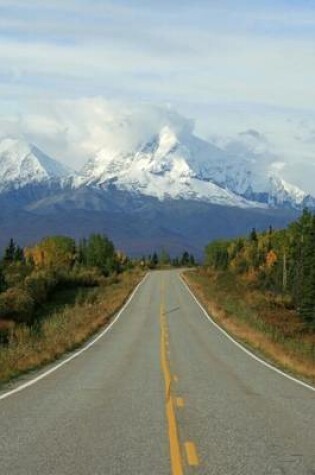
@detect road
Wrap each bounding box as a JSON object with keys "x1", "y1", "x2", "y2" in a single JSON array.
[{"x1": 0, "y1": 270, "x2": 314, "y2": 475}]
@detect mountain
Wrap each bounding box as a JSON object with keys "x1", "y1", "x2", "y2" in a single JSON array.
[
  {"x1": 0, "y1": 189, "x2": 299, "y2": 259},
  {"x1": 0, "y1": 132, "x2": 312, "y2": 257},
  {"x1": 78, "y1": 126, "x2": 260, "y2": 208},
  {"x1": 0, "y1": 132, "x2": 313, "y2": 210},
  {"x1": 78, "y1": 125, "x2": 313, "y2": 209},
  {"x1": 0, "y1": 137, "x2": 72, "y2": 192}
]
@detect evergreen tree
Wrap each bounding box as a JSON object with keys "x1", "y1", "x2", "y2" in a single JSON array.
[
  {"x1": 14, "y1": 245, "x2": 24, "y2": 262},
  {"x1": 159, "y1": 249, "x2": 170, "y2": 265},
  {"x1": 3, "y1": 238, "x2": 16, "y2": 263},
  {"x1": 171, "y1": 257, "x2": 179, "y2": 267},
  {"x1": 181, "y1": 251, "x2": 190, "y2": 266},
  {"x1": 300, "y1": 215, "x2": 315, "y2": 324},
  {"x1": 250, "y1": 228, "x2": 258, "y2": 242},
  {"x1": 151, "y1": 252, "x2": 159, "y2": 267},
  {"x1": 0, "y1": 265, "x2": 6, "y2": 292}
]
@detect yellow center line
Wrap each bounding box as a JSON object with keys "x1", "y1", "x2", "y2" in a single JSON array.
[
  {"x1": 176, "y1": 397, "x2": 185, "y2": 408},
  {"x1": 160, "y1": 285, "x2": 184, "y2": 475},
  {"x1": 184, "y1": 441, "x2": 199, "y2": 467}
]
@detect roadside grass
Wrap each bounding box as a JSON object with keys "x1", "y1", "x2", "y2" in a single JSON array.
[
  {"x1": 0, "y1": 269, "x2": 144, "y2": 386},
  {"x1": 183, "y1": 268, "x2": 315, "y2": 384}
]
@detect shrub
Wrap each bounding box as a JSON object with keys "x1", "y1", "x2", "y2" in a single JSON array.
[
  {"x1": 0, "y1": 287, "x2": 34, "y2": 324},
  {"x1": 3, "y1": 262, "x2": 32, "y2": 288},
  {"x1": 24, "y1": 271, "x2": 58, "y2": 304},
  {"x1": 0, "y1": 320, "x2": 14, "y2": 344},
  {"x1": 25, "y1": 236, "x2": 76, "y2": 270},
  {"x1": 56, "y1": 269, "x2": 102, "y2": 288}
]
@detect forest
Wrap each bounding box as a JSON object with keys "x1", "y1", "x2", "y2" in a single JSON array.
[
  {"x1": 0, "y1": 234, "x2": 128, "y2": 338},
  {"x1": 0, "y1": 233, "x2": 194, "y2": 341},
  {"x1": 205, "y1": 209, "x2": 315, "y2": 327}
]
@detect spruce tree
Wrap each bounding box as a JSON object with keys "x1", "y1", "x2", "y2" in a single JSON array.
[
  {"x1": 152, "y1": 252, "x2": 159, "y2": 267},
  {"x1": 181, "y1": 251, "x2": 190, "y2": 266},
  {"x1": 300, "y1": 215, "x2": 315, "y2": 325},
  {"x1": 14, "y1": 245, "x2": 24, "y2": 262},
  {"x1": 250, "y1": 228, "x2": 258, "y2": 242},
  {"x1": 0, "y1": 265, "x2": 6, "y2": 292},
  {"x1": 3, "y1": 238, "x2": 16, "y2": 263}
]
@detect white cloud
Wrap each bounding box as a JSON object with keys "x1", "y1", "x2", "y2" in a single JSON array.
[
  {"x1": 1, "y1": 97, "x2": 313, "y2": 195},
  {"x1": 0, "y1": 5, "x2": 315, "y2": 110},
  {"x1": 3, "y1": 99, "x2": 193, "y2": 169},
  {"x1": 0, "y1": 2, "x2": 314, "y2": 193}
]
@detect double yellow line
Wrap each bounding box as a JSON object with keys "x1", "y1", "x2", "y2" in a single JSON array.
[{"x1": 160, "y1": 283, "x2": 184, "y2": 475}]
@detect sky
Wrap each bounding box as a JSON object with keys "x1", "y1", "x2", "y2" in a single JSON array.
[{"x1": 0, "y1": 0, "x2": 314, "y2": 193}]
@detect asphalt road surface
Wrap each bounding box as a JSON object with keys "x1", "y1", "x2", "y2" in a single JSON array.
[{"x1": 0, "y1": 270, "x2": 314, "y2": 475}]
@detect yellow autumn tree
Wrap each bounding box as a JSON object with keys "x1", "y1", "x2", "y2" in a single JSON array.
[
  {"x1": 265, "y1": 249, "x2": 278, "y2": 269},
  {"x1": 25, "y1": 236, "x2": 76, "y2": 270}
]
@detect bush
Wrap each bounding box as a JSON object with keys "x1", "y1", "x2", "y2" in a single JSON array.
[
  {"x1": 0, "y1": 288, "x2": 34, "y2": 324},
  {"x1": 75, "y1": 288, "x2": 99, "y2": 306},
  {"x1": 56, "y1": 269, "x2": 102, "y2": 288},
  {"x1": 3, "y1": 262, "x2": 32, "y2": 288},
  {"x1": 0, "y1": 320, "x2": 14, "y2": 344},
  {"x1": 24, "y1": 271, "x2": 58, "y2": 304}
]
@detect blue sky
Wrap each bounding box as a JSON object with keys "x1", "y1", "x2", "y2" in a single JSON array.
[{"x1": 0, "y1": 0, "x2": 314, "y2": 192}]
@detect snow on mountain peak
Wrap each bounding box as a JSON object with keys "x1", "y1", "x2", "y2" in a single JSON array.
[
  {"x1": 0, "y1": 137, "x2": 72, "y2": 190},
  {"x1": 76, "y1": 125, "x2": 262, "y2": 208},
  {"x1": 77, "y1": 123, "x2": 313, "y2": 209},
  {"x1": 0, "y1": 128, "x2": 312, "y2": 211}
]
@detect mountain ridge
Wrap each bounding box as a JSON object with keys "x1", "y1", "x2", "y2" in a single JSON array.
[
  {"x1": 0, "y1": 131, "x2": 312, "y2": 256},
  {"x1": 0, "y1": 137, "x2": 73, "y2": 192},
  {"x1": 0, "y1": 131, "x2": 313, "y2": 210}
]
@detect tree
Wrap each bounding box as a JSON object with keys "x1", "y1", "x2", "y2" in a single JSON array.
[
  {"x1": 159, "y1": 249, "x2": 170, "y2": 265},
  {"x1": 189, "y1": 254, "x2": 195, "y2": 266},
  {"x1": 171, "y1": 257, "x2": 179, "y2": 267},
  {"x1": 205, "y1": 241, "x2": 229, "y2": 270},
  {"x1": 267, "y1": 225, "x2": 273, "y2": 251},
  {"x1": 250, "y1": 228, "x2": 258, "y2": 242},
  {"x1": 77, "y1": 238, "x2": 88, "y2": 265},
  {"x1": 299, "y1": 214, "x2": 315, "y2": 324},
  {"x1": 25, "y1": 236, "x2": 76, "y2": 270},
  {"x1": 14, "y1": 245, "x2": 24, "y2": 262},
  {"x1": 85, "y1": 234, "x2": 117, "y2": 275},
  {"x1": 151, "y1": 252, "x2": 159, "y2": 267},
  {"x1": 3, "y1": 238, "x2": 16, "y2": 263},
  {"x1": 181, "y1": 251, "x2": 190, "y2": 266},
  {"x1": 0, "y1": 265, "x2": 6, "y2": 292}
]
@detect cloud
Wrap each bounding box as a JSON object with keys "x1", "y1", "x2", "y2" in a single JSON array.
[
  {"x1": 0, "y1": 1, "x2": 315, "y2": 111},
  {"x1": 1, "y1": 96, "x2": 314, "y2": 195},
  {"x1": 0, "y1": 1, "x2": 314, "y2": 193},
  {"x1": 3, "y1": 99, "x2": 193, "y2": 169}
]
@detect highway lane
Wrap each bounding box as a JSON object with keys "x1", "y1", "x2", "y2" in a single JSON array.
[{"x1": 0, "y1": 270, "x2": 314, "y2": 474}]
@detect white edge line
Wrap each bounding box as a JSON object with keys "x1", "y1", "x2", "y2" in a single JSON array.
[
  {"x1": 180, "y1": 275, "x2": 315, "y2": 393},
  {"x1": 0, "y1": 273, "x2": 149, "y2": 401}
]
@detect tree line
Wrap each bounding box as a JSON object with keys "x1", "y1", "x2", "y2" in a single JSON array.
[
  {"x1": 140, "y1": 250, "x2": 196, "y2": 268},
  {"x1": 205, "y1": 209, "x2": 315, "y2": 326},
  {"x1": 0, "y1": 234, "x2": 127, "y2": 331}
]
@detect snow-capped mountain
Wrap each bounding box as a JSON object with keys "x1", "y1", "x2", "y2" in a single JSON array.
[
  {"x1": 207, "y1": 130, "x2": 311, "y2": 208},
  {"x1": 0, "y1": 130, "x2": 313, "y2": 210},
  {"x1": 0, "y1": 138, "x2": 72, "y2": 192},
  {"x1": 0, "y1": 131, "x2": 309, "y2": 256},
  {"x1": 78, "y1": 125, "x2": 313, "y2": 209},
  {"x1": 78, "y1": 126, "x2": 262, "y2": 208}
]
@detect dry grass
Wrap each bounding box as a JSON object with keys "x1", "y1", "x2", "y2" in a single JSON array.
[
  {"x1": 183, "y1": 269, "x2": 315, "y2": 384},
  {"x1": 0, "y1": 270, "x2": 144, "y2": 385}
]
